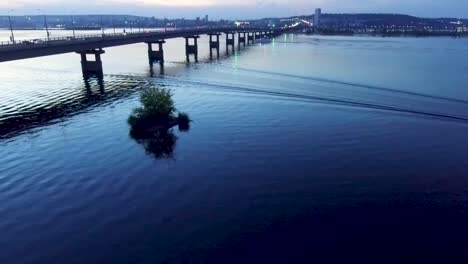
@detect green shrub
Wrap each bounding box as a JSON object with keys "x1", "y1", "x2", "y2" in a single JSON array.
[
  {"x1": 128, "y1": 87, "x2": 191, "y2": 133},
  {"x1": 128, "y1": 88, "x2": 176, "y2": 128},
  {"x1": 139, "y1": 88, "x2": 176, "y2": 118},
  {"x1": 128, "y1": 88, "x2": 192, "y2": 158}
]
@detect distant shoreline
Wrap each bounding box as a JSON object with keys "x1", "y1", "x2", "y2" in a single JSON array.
[{"x1": 297, "y1": 29, "x2": 468, "y2": 38}]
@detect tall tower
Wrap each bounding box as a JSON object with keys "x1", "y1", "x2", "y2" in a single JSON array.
[{"x1": 314, "y1": 8, "x2": 321, "y2": 27}]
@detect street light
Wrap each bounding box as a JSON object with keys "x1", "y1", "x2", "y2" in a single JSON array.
[
  {"x1": 70, "y1": 15, "x2": 76, "y2": 38},
  {"x1": 7, "y1": 9, "x2": 15, "y2": 43},
  {"x1": 100, "y1": 15, "x2": 105, "y2": 36},
  {"x1": 111, "y1": 15, "x2": 116, "y2": 34},
  {"x1": 36, "y1": 9, "x2": 50, "y2": 41}
]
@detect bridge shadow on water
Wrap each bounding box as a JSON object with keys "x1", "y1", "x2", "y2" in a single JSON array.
[
  {"x1": 0, "y1": 41, "x2": 257, "y2": 141},
  {"x1": 0, "y1": 74, "x2": 148, "y2": 141},
  {"x1": 0, "y1": 57, "x2": 199, "y2": 141}
]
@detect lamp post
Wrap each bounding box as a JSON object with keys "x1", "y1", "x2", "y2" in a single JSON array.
[
  {"x1": 111, "y1": 15, "x2": 116, "y2": 34},
  {"x1": 100, "y1": 15, "x2": 105, "y2": 36},
  {"x1": 36, "y1": 9, "x2": 50, "y2": 41},
  {"x1": 70, "y1": 15, "x2": 76, "y2": 38},
  {"x1": 7, "y1": 9, "x2": 15, "y2": 43}
]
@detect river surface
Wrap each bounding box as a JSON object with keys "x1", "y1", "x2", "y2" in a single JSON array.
[{"x1": 0, "y1": 31, "x2": 467, "y2": 263}]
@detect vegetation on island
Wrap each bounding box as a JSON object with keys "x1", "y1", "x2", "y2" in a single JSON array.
[
  {"x1": 128, "y1": 87, "x2": 191, "y2": 159},
  {"x1": 128, "y1": 88, "x2": 190, "y2": 134}
]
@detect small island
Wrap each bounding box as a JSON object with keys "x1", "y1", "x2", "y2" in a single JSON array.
[{"x1": 128, "y1": 88, "x2": 191, "y2": 137}]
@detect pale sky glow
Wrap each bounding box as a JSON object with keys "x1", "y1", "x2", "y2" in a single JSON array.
[{"x1": 1, "y1": 0, "x2": 467, "y2": 19}]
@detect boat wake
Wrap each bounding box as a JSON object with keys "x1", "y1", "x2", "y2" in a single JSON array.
[
  {"x1": 219, "y1": 65, "x2": 468, "y2": 106},
  {"x1": 155, "y1": 76, "x2": 468, "y2": 124}
]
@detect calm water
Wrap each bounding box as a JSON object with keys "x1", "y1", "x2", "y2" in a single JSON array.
[{"x1": 0, "y1": 32, "x2": 467, "y2": 263}]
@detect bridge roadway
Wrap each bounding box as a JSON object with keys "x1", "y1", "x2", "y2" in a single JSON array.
[{"x1": 0, "y1": 27, "x2": 276, "y2": 63}]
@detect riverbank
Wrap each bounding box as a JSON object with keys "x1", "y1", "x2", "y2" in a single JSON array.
[{"x1": 300, "y1": 29, "x2": 468, "y2": 37}]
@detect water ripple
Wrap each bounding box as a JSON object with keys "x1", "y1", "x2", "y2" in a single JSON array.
[
  {"x1": 155, "y1": 76, "x2": 468, "y2": 124},
  {"x1": 0, "y1": 75, "x2": 147, "y2": 140}
]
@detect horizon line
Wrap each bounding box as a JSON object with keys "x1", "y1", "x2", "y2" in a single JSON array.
[{"x1": 2, "y1": 12, "x2": 468, "y2": 20}]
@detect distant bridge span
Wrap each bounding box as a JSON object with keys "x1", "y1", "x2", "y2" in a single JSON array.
[{"x1": 0, "y1": 27, "x2": 282, "y2": 76}]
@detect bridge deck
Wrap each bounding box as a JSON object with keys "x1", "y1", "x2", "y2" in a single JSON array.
[{"x1": 0, "y1": 27, "x2": 273, "y2": 63}]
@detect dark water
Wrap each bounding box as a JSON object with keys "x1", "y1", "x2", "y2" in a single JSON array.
[{"x1": 0, "y1": 33, "x2": 467, "y2": 263}]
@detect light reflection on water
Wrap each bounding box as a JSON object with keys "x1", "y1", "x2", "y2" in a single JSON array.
[{"x1": 0, "y1": 32, "x2": 467, "y2": 263}]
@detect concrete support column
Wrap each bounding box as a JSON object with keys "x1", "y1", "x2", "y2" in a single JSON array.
[
  {"x1": 255, "y1": 32, "x2": 261, "y2": 40},
  {"x1": 149, "y1": 62, "x2": 165, "y2": 77},
  {"x1": 146, "y1": 40, "x2": 166, "y2": 64},
  {"x1": 185, "y1": 35, "x2": 200, "y2": 62},
  {"x1": 247, "y1": 32, "x2": 254, "y2": 45},
  {"x1": 208, "y1": 33, "x2": 221, "y2": 59},
  {"x1": 78, "y1": 48, "x2": 105, "y2": 77},
  {"x1": 238, "y1": 32, "x2": 246, "y2": 47},
  {"x1": 225, "y1": 32, "x2": 235, "y2": 53}
]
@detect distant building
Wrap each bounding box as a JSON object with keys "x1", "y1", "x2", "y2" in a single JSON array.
[
  {"x1": 205, "y1": 15, "x2": 209, "y2": 22},
  {"x1": 234, "y1": 21, "x2": 250, "y2": 27},
  {"x1": 314, "y1": 8, "x2": 321, "y2": 27}
]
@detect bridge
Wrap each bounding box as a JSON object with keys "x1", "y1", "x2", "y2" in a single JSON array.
[{"x1": 0, "y1": 27, "x2": 282, "y2": 77}]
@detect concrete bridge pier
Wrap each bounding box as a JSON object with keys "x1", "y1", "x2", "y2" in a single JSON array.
[
  {"x1": 149, "y1": 62, "x2": 164, "y2": 77},
  {"x1": 225, "y1": 32, "x2": 236, "y2": 54},
  {"x1": 247, "y1": 32, "x2": 254, "y2": 45},
  {"x1": 208, "y1": 33, "x2": 221, "y2": 59},
  {"x1": 238, "y1": 32, "x2": 246, "y2": 48},
  {"x1": 255, "y1": 32, "x2": 262, "y2": 40},
  {"x1": 78, "y1": 48, "x2": 105, "y2": 77},
  {"x1": 146, "y1": 40, "x2": 166, "y2": 64},
  {"x1": 185, "y1": 35, "x2": 200, "y2": 62}
]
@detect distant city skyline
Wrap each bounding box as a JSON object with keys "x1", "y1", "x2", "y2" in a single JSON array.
[{"x1": 1, "y1": 0, "x2": 468, "y2": 19}]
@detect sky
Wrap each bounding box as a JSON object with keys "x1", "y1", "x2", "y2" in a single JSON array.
[{"x1": 1, "y1": 0, "x2": 468, "y2": 19}]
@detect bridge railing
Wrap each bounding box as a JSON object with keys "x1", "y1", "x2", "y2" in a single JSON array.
[
  {"x1": 0, "y1": 26, "x2": 276, "y2": 49},
  {"x1": 0, "y1": 28, "x2": 175, "y2": 47}
]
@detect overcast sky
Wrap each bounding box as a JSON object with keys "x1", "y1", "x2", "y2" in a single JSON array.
[{"x1": 1, "y1": 0, "x2": 467, "y2": 19}]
